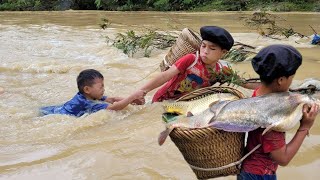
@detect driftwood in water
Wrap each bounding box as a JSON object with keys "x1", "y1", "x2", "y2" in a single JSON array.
[
  {"x1": 222, "y1": 41, "x2": 258, "y2": 62},
  {"x1": 100, "y1": 18, "x2": 176, "y2": 57},
  {"x1": 241, "y1": 12, "x2": 307, "y2": 38}
]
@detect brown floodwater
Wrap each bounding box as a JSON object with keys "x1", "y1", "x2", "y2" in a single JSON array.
[{"x1": 0, "y1": 11, "x2": 319, "y2": 180}]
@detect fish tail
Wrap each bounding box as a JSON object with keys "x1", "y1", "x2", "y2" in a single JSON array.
[
  {"x1": 208, "y1": 100, "x2": 232, "y2": 124},
  {"x1": 158, "y1": 127, "x2": 174, "y2": 146},
  {"x1": 187, "y1": 111, "x2": 194, "y2": 117}
]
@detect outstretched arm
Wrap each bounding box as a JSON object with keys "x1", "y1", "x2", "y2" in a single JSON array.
[
  {"x1": 270, "y1": 103, "x2": 319, "y2": 166},
  {"x1": 105, "y1": 97, "x2": 124, "y2": 104},
  {"x1": 139, "y1": 65, "x2": 180, "y2": 94},
  {"x1": 106, "y1": 90, "x2": 145, "y2": 111}
]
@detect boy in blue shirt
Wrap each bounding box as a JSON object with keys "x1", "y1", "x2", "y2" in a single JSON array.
[{"x1": 40, "y1": 69, "x2": 145, "y2": 117}]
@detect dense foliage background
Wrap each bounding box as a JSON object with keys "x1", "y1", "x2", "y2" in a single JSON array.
[{"x1": 0, "y1": 0, "x2": 320, "y2": 11}]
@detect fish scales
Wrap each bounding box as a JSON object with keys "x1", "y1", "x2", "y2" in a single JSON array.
[
  {"x1": 158, "y1": 91, "x2": 319, "y2": 145},
  {"x1": 163, "y1": 93, "x2": 240, "y2": 116},
  {"x1": 158, "y1": 91, "x2": 242, "y2": 145},
  {"x1": 207, "y1": 92, "x2": 320, "y2": 132}
]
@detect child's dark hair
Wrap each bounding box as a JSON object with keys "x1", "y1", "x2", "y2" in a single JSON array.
[
  {"x1": 260, "y1": 75, "x2": 292, "y2": 85},
  {"x1": 77, "y1": 69, "x2": 104, "y2": 94}
]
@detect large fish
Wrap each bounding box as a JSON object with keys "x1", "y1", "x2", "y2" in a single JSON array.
[
  {"x1": 191, "y1": 92, "x2": 320, "y2": 134},
  {"x1": 159, "y1": 87, "x2": 243, "y2": 145},
  {"x1": 163, "y1": 93, "x2": 240, "y2": 118},
  {"x1": 159, "y1": 92, "x2": 320, "y2": 145}
]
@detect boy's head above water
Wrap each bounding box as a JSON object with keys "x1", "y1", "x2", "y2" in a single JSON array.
[
  {"x1": 200, "y1": 26, "x2": 234, "y2": 51},
  {"x1": 77, "y1": 69, "x2": 105, "y2": 100},
  {"x1": 252, "y1": 44, "x2": 302, "y2": 84}
]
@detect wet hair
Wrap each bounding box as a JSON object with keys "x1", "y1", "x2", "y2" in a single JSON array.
[
  {"x1": 251, "y1": 44, "x2": 302, "y2": 85},
  {"x1": 77, "y1": 69, "x2": 104, "y2": 94}
]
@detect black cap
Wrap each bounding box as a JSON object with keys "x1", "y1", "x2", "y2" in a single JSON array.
[
  {"x1": 200, "y1": 26, "x2": 234, "y2": 50},
  {"x1": 252, "y1": 45, "x2": 302, "y2": 80}
]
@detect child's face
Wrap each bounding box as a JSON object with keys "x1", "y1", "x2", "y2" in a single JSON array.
[
  {"x1": 85, "y1": 78, "x2": 105, "y2": 100},
  {"x1": 199, "y1": 40, "x2": 227, "y2": 66}
]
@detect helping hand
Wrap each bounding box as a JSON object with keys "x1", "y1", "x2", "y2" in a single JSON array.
[
  {"x1": 130, "y1": 90, "x2": 147, "y2": 105},
  {"x1": 131, "y1": 97, "x2": 145, "y2": 105}
]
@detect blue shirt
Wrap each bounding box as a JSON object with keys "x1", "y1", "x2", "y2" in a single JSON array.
[{"x1": 40, "y1": 92, "x2": 109, "y2": 117}]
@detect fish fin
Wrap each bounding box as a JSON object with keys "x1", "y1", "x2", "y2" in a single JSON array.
[
  {"x1": 162, "y1": 113, "x2": 179, "y2": 123},
  {"x1": 208, "y1": 100, "x2": 219, "y2": 108},
  {"x1": 209, "y1": 100, "x2": 231, "y2": 112},
  {"x1": 209, "y1": 121, "x2": 259, "y2": 132},
  {"x1": 208, "y1": 100, "x2": 231, "y2": 124},
  {"x1": 158, "y1": 127, "x2": 174, "y2": 146},
  {"x1": 187, "y1": 111, "x2": 194, "y2": 117}
]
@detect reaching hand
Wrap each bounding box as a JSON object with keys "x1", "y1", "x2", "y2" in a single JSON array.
[
  {"x1": 130, "y1": 90, "x2": 146, "y2": 105},
  {"x1": 131, "y1": 97, "x2": 145, "y2": 105}
]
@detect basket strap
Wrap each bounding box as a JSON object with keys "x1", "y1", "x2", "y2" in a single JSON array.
[
  {"x1": 163, "y1": 55, "x2": 171, "y2": 69},
  {"x1": 188, "y1": 144, "x2": 261, "y2": 171},
  {"x1": 186, "y1": 51, "x2": 199, "y2": 70},
  {"x1": 163, "y1": 51, "x2": 198, "y2": 70}
]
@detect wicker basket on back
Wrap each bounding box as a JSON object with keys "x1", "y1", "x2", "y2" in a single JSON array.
[
  {"x1": 168, "y1": 86, "x2": 246, "y2": 179},
  {"x1": 160, "y1": 28, "x2": 201, "y2": 72}
]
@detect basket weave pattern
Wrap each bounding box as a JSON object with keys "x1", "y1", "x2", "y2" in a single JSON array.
[
  {"x1": 168, "y1": 86, "x2": 245, "y2": 179},
  {"x1": 160, "y1": 28, "x2": 201, "y2": 72}
]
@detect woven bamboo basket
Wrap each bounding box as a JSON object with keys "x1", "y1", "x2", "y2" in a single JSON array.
[
  {"x1": 168, "y1": 86, "x2": 246, "y2": 179},
  {"x1": 160, "y1": 28, "x2": 201, "y2": 72}
]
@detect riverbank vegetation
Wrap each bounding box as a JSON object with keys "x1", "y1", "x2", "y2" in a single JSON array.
[{"x1": 0, "y1": 0, "x2": 320, "y2": 12}]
